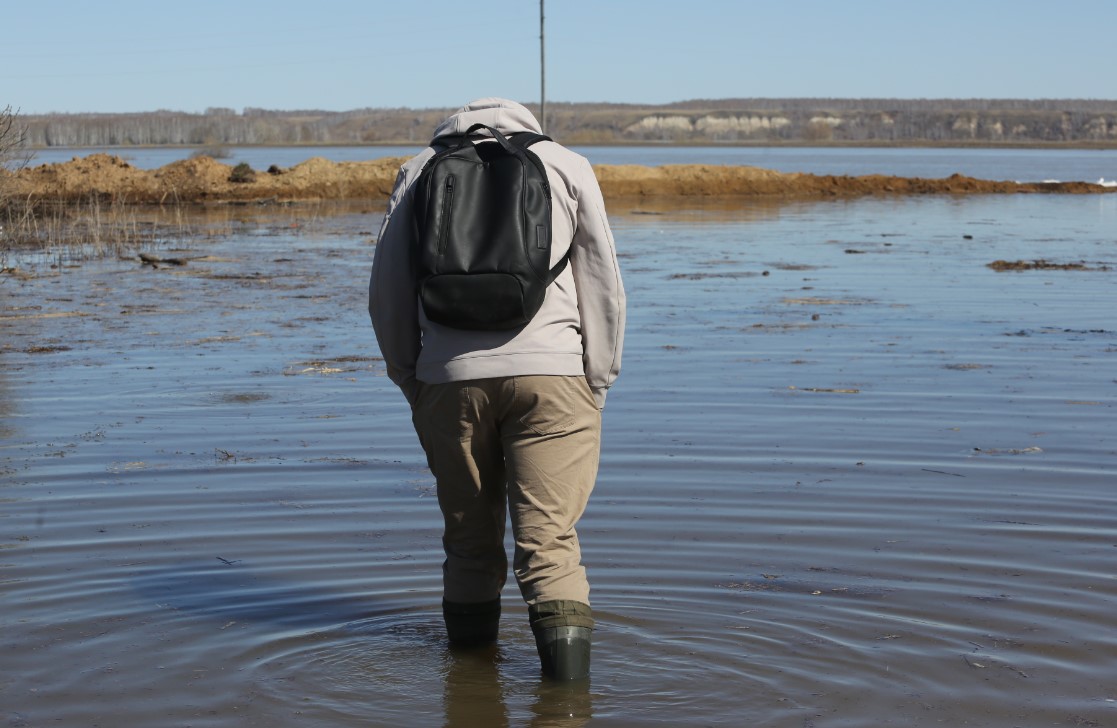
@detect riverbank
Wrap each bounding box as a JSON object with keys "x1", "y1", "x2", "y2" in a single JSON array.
[{"x1": 9, "y1": 153, "x2": 1114, "y2": 206}]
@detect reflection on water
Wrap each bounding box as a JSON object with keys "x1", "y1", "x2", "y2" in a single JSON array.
[
  {"x1": 610, "y1": 195, "x2": 791, "y2": 223},
  {"x1": 2, "y1": 195, "x2": 1115, "y2": 726},
  {"x1": 0, "y1": 367, "x2": 13, "y2": 442}
]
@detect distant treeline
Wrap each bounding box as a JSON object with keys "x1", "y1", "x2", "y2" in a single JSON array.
[{"x1": 18, "y1": 99, "x2": 1117, "y2": 147}]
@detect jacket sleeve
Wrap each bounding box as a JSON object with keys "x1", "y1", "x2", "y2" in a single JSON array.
[
  {"x1": 369, "y1": 164, "x2": 423, "y2": 406},
  {"x1": 570, "y1": 157, "x2": 626, "y2": 409}
]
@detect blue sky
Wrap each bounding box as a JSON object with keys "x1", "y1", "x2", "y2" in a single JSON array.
[{"x1": 4, "y1": 0, "x2": 1114, "y2": 114}]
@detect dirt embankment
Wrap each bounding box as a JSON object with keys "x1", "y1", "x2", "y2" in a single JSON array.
[
  {"x1": 10, "y1": 154, "x2": 406, "y2": 205},
  {"x1": 10, "y1": 153, "x2": 1113, "y2": 204}
]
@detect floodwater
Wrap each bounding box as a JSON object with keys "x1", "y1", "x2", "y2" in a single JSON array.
[
  {"x1": 23, "y1": 144, "x2": 1117, "y2": 183},
  {"x1": 2, "y1": 193, "x2": 1116, "y2": 727}
]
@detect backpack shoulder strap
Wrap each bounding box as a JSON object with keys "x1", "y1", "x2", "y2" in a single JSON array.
[
  {"x1": 509, "y1": 131, "x2": 563, "y2": 281},
  {"x1": 509, "y1": 131, "x2": 552, "y2": 149},
  {"x1": 546, "y1": 248, "x2": 571, "y2": 283},
  {"x1": 428, "y1": 133, "x2": 470, "y2": 151}
]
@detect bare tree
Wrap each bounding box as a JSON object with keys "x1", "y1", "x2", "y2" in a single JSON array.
[
  {"x1": 1, "y1": 105, "x2": 30, "y2": 200},
  {"x1": 1, "y1": 105, "x2": 29, "y2": 170},
  {"x1": 11, "y1": 102, "x2": 1117, "y2": 148},
  {"x1": 2, "y1": 105, "x2": 31, "y2": 245}
]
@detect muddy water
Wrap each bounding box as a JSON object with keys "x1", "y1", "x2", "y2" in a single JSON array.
[{"x1": 2, "y1": 195, "x2": 1115, "y2": 727}]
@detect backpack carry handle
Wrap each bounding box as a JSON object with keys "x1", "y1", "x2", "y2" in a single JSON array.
[
  {"x1": 431, "y1": 124, "x2": 552, "y2": 155},
  {"x1": 460, "y1": 123, "x2": 519, "y2": 155}
]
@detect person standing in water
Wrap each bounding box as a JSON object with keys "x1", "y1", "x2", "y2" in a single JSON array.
[{"x1": 369, "y1": 98, "x2": 625, "y2": 680}]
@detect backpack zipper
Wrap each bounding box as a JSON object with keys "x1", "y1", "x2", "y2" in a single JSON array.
[{"x1": 437, "y1": 174, "x2": 455, "y2": 254}]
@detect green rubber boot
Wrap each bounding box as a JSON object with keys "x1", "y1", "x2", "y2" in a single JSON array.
[
  {"x1": 529, "y1": 601, "x2": 594, "y2": 680},
  {"x1": 443, "y1": 598, "x2": 500, "y2": 647},
  {"x1": 533, "y1": 625, "x2": 592, "y2": 680}
]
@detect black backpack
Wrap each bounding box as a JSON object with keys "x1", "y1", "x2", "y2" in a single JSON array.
[{"x1": 411, "y1": 123, "x2": 570, "y2": 331}]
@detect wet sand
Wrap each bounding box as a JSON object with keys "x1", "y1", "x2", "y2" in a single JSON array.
[{"x1": 2, "y1": 195, "x2": 1115, "y2": 726}]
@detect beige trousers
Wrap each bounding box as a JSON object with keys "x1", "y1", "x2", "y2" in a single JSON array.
[{"x1": 411, "y1": 375, "x2": 601, "y2": 606}]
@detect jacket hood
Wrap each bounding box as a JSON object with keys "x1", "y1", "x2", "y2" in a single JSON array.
[{"x1": 431, "y1": 98, "x2": 542, "y2": 140}]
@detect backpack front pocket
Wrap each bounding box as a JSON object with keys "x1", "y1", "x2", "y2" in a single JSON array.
[{"x1": 420, "y1": 273, "x2": 528, "y2": 330}]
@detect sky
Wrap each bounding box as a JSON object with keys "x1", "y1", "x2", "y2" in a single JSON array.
[{"x1": 4, "y1": 0, "x2": 1115, "y2": 115}]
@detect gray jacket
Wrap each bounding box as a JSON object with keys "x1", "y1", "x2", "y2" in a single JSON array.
[{"x1": 368, "y1": 98, "x2": 625, "y2": 408}]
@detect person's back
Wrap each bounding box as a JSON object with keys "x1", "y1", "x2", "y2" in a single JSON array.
[{"x1": 369, "y1": 98, "x2": 625, "y2": 680}]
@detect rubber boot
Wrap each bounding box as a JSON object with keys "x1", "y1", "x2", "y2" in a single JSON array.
[
  {"x1": 529, "y1": 601, "x2": 594, "y2": 680},
  {"x1": 533, "y1": 625, "x2": 592, "y2": 680},
  {"x1": 443, "y1": 598, "x2": 500, "y2": 647}
]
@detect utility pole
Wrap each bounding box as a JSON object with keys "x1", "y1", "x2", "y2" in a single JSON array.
[{"x1": 540, "y1": 0, "x2": 546, "y2": 134}]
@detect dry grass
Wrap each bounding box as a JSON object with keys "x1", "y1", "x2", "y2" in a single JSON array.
[{"x1": 1, "y1": 196, "x2": 200, "y2": 257}]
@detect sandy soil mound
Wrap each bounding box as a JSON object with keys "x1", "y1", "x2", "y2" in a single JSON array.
[
  {"x1": 16, "y1": 154, "x2": 158, "y2": 201},
  {"x1": 11, "y1": 153, "x2": 408, "y2": 204},
  {"x1": 11, "y1": 153, "x2": 1114, "y2": 204}
]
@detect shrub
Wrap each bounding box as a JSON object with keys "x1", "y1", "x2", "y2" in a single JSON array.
[{"x1": 229, "y1": 162, "x2": 256, "y2": 183}]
